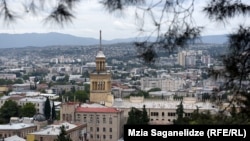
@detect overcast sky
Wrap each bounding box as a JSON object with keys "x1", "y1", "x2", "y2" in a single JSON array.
[{"x1": 0, "y1": 0, "x2": 249, "y2": 40}]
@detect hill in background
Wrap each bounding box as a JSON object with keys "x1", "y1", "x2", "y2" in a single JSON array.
[{"x1": 0, "y1": 32, "x2": 229, "y2": 48}]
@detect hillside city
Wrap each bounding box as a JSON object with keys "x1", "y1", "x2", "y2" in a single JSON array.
[{"x1": 0, "y1": 41, "x2": 230, "y2": 141}]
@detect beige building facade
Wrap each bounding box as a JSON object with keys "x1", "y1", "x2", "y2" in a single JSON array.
[
  {"x1": 0, "y1": 123, "x2": 37, "y2": 139},
  {"x1": 89, "y1": 31, "x2": 114, "y2": 107},
  {"x1": 60, "y1": 102, "x2": 124, "y2": 141},
  {"x1": 27, "y1": 121, "x2": 86, "y2": 141},
  {"x1": 75, "y1": 106, "x2": 124, "y2": 141}
]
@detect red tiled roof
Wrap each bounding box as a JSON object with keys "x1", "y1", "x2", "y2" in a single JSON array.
[{"x1": 76, "y1": 107, "x2": 121, "y2": 113}]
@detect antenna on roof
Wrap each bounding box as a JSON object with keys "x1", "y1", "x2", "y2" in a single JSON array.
[{"x1": 99, "y1": 30, "x2": 102, "y2": 51}]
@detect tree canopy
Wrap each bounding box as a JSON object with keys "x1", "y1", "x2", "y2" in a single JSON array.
[
  {"x1": 127, "y1": 105, "x2": 149, "y2": 125},
  {"x1": 51, "y1": 101, "x2": 56, "y2": 121},
  {"x1": 54, "y1": 125, "x2": 72, "y2": 141},
  {"x1": 20, "y1": 102, "x2": 36, "y2": 117},
  {"x1": 0, "y1": 100, "x2": 20, "y2": 123},
  {"x1": 44, "y1": 97, "x2": 51, "y2": 120}
]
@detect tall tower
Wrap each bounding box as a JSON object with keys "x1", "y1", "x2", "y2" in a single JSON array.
[{"x1": 89, "y1": 30, "x2": 113, "y2": 107}]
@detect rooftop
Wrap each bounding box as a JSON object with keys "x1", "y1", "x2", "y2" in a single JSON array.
[
  {"x1": 112, "y1": 99, "x2": 218, "y2": 111},
  {"x1": 19, "y1": 97, "x2": 46, "y2": 102},
  {"x1": 76, "y1": 107, "x2": 121, "y2": 113},
  {"x1": 0, "y1": 123, "x2": 36, "y2": 130},
  {"x1": 4, "y1": 135, "x2": 25, "y2": 141},
  {"x1": 29, "y1": 122, "x2": 78, "y2": 135}
]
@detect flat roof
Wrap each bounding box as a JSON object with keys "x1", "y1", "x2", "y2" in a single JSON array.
[
  {"x1": 29, "y1": 122, "x2": 79, "y2": 135},
  {"x1": 112, "y1": 99, "x2": 217, "y2": 110},
  {"x1": 0, "y1": 123, "x2": 36, "y2": 130}
]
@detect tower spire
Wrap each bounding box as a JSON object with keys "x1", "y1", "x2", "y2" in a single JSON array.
[{"x1": 99, "y1": 30, "x2": 102, "y2": 51}]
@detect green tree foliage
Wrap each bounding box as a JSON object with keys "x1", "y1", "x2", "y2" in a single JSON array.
[
  {"x1": 141, "y1": 105, "x2": 150, "y2": 124},
  {"x1": 180, "y1": 106, "x2": 250, "y2": 125},
  {"x1": 62, "y1": 90, "x2": 89, "y2": 103},
  {"x1": 54, "y1": 125, "x2": 72, "y2": 141},
  {"x1": 74, "y1": 90, "x2": 89, "y2": 103},
  {"x1": 20, "y1": 102, "x2": 36, "y2": 117},
  {"x1": 51, "y1": 101, "x2": 56, "y2": 121},
  {"x1": 70, "y1": 86, "x2": 76, "y2": 93},
  {"x1": 52, "y1": 76, "x2": 56, "y2": 81},
  {"x1": 147, "y1": 88, "x2": 161, "y2": 92},
  {"x1": 84, "y1": 84, "x2": 90, "y2": 93},
  {"x1": 0, "y1": 100, "x2": 20, "y2": 123},
  {"x1": 14, "y1": 79, "x2": 23, "y2": 84},
  {"x1": 173, "y1": 100, "x2": 185, "y2": 124},
  {"x1": 0, "y1": 79, "x2": 22, "y2": 85},
  {"x1": 44, "y1": 97, "x2": 51, "y2": 120},
  {"x1": 130, "y1": 90, "x2": 149, "y2": 98},
  {"x1": 127, "y1": 105, "x2": 149, "y2": 125}
]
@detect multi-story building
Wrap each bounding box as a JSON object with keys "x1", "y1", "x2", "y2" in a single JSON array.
[
  {"x1": 0, "y1": 86, "x2": 9, "y2": 94},
  {"x1": 60, "y1": 102, "x2": 124, "y2": 141},
  {"x1": 75, "y1": 106, "x2": 124, "y2": 141},
  {"x1": 26, "y1": 121, "x2": 86, "y2": 141},
  {"x1": 51, "y1": 84, "x2": 85, "y2": 94},
  {"x1": 0, "y1": 123, "x2": 37, "y2": 139},
  {"x1": 140, "y1": 77, "x2": 185, "y2": 91},
  {"x1": 112, "y1": 97, "x2": 218, "y2": 125},
  {"x1": 19, "y1": 97, "x2": 46, "y2": 114},
  {"x1": 0, "y1": 74, "x2": 16, "y2": 80},
  {"x1": 177, "y1": 50, "x2": 187, "y2": 66}
]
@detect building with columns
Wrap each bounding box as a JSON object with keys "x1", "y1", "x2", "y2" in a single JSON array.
[{"x1": 89, "y1": 30, "x2": 114, "y2": 107}]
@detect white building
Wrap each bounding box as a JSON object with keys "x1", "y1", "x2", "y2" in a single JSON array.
[
  {"x1": 140, "y1": 76, "x2": 185, "y2": 91},
  {"x1": 112, "y1": 97, "x2": 218, "y2": 125},
  {"x1": 19, "y1": 97, "x2": 46, "y2": 114}
]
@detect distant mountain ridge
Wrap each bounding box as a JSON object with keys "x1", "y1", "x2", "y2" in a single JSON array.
[{"x1": 0, "y1": 32, "x2": 229, "y2": 48}]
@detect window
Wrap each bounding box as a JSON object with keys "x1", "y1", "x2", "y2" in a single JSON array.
[
  {"x1": 83, "y1": 117, "x2": 86, "y2": 122},
  {"x1": 109, "y1": 128, "x2": 112, "y2": 132},
  {"x1": 150, "y1": 112, "x2": 159, "y2": 116},
  {"x1": 185, "y1": 113, "x2": 192, "y2": 117},
  {"x1": 97, "y1": 134, "x2": 99, "y2": 139},
  {"x1": 90, "y1": 115, "x2": 93, "y2": 123},
  {"x1": 96, "y1": 116, "x2": 99, "y2": 124},
  {"x1": 103, "y1": 116, "x2": 106, "y2": 123},
  {"x1": 103, "y1": 135, "x2": 106, "y2": 139},
  {"x1": 103, "y1": 127, "x2": 106, "y2": 132},
  {"x1": 168, "y1": 112, "x2": 176, "y2": 116},
  {"x1": 109, "y1": 117, "x2": 112, "y2": 124},
  {"x1": 90, "y1": 127, "x2": 93, "y2": 132},
  {"x1": 110, "y1": 135, "x2": 112, "y2": 139},
  {"x1": 97, "y1": 127, "x2": 99, "y2": 132},
  {"x1": 162, "y1": 112, "x2": 165, "y2": 116}
]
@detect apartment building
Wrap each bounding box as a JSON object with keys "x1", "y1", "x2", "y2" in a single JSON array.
[
  {"x1": 0, "y1": 123, "x2": 37, "y2": 139},
  {"x1": 140, "y1": 77, "x2": 185, "y2": 91},
  {"x1": 26, "y1": 121, "x2": 86, "y2": 141},
  {"x1": 60, "y1": 101, "x2": 124, "y2": 141},
  {"x1": 112, "y1": 97, "x2": 218, "y2": 125},
  {"x1": 75, "y1": 106, "x2": 124, "y2": 141}
]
